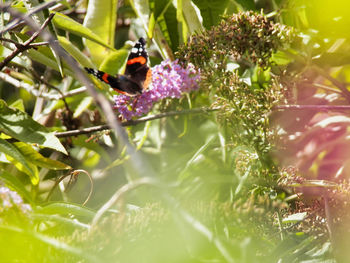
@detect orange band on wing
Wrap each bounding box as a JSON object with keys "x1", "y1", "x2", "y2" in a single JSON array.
[
  {"x1": 102, "y1": 73, "x2": 109, "y2": 83},
  {"x1": 127, "y1": 56, "x2": 146, "y2": 65},
  {"x1": 143, "y1": 69, "x2": 152, "y2": 90},
  {"x1": 112, "y1": 88, "x2": 127, "y2": 95}
]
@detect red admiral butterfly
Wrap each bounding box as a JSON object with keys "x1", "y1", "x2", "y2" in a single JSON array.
[{"x1": 85, "y1": 38, "x2": 152, "y2": 96}]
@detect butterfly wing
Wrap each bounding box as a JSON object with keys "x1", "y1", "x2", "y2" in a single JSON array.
[
  {"x1": 85, "y1": 67, "x2": 143, "y2": 96},
  {"x1": 84, "y1": 38, "x2": 151, "y2": 96},
  {"x1": 124, "y1": 38, "x2": 152, "y2": 91}
]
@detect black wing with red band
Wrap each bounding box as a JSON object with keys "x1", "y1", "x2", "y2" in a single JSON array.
[{"x1": 85, "y1": 37, "x2": 152, "y2": 96}]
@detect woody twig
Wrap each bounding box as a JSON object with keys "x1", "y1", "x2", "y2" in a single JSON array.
[{"x1": 0, "y1": 13, "x2": 55, "y2": 71}]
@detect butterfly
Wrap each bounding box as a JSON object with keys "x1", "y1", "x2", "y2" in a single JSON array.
[{"x1": 85, "y1": 37, "x2": 152, "y2": 96}]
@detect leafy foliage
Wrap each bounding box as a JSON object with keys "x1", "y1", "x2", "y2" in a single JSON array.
[{"x1": 0, "y1": 0, "x2": 350, "y2": 262}]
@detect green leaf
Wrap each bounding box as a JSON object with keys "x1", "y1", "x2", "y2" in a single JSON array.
[
  {"x1": 0, "y1": 3, "x2": 4, "y2": 29},
  {"x1": 179, "y1": 0, "x2": 203, "y2": 40},
  {"x1": 176, "y1": 0, "x2": 187, "y2": 43},
  {"x1": 38, "y1": 202, "x2": 96, "y2": 218},
  {"x1": 73, "y1": 96, "x2": 93, "y2": 118},
  {"x1": 99, "y1": 48, "x2": 130, "y2": 75},
  {"x1": 50, "y1": 42, "x2": 64, "y2": 77},
  {"x1": 48, "y1": 18, "x2": 64, "y2": 77},
  {"x1": 23, "y1": 0, "x2": 46, "y2": 31},
  {"x1": 241, "y1": 69, "x2": 252, "y2": 86},
  {"x1": 130, "y1": 0, "x2": 151, "y2": 30},
  {"x1": 282, "y1": 212, "x2": 307, "y2": 224},
  {"x1": 0, "y1": 100, "x2": 67, "y2": 155},
  {"x1": 57, "y1": 36, "x2": 95, "y2": 68},
  {"x1": 152, "y1": 0, "x2": 172, "y2": 18},
  {"x1": 271, "y1": 50, "x2": 293, "y2": 65},
  {"x1": 192, "y1": 0, "x2": 229, "y2": 28},
  {"x1": 160, "y1": 3, "x2": 179, "y2": 51},
  {"x1": 32, "y1": 214, "x2": 89, "y2": 229},
  {"x1": 0, "y1": 138, "x2": 37, "y2": 184},
  {"x1": 52, "y1": 12, "x2": 114, "y2": 51},
  {"x1": 22, "y1": 2, "x2": 64, "y2": 76},
  {"x1": 149, "y1": 0, "x2": 179, "y2": 51},
  {"x1": 225, "y1": 0, "x2": 239, "y2": 14},
  {"x1": 6, "y1": 153, "x2": 39, "y2": 185},
  {"x1": 10, "y1": 99, "x2": 25, "y2": 111},
  {"x1": 148, "y1": 12, "x2": 157, "y2": 40},
  {"x1": 13, "y1": 142, "x2": 71, "y2": 170},
  {"x1": 13, "y1": 32, "x2": 74, "y2": 76},
  {"x1": 183, "y1": 0, "x2": 203, "y2": 31},
  {"x1": 83, "y1": 0, "x2": 117, "y2": 65},
  {"x1": 27, "y1": 48, "x2": 75, "y2": 76},
  {"x1": 130, "y1": 0, "x2": 171, "y2": 58}
]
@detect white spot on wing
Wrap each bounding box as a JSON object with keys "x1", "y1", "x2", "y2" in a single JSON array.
[{"x1": 131, "y1": 47, "x2": 138, "y2": 53}]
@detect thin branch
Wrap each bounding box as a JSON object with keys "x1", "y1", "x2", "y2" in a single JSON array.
[
  {"x1": 26, "y1": 41, "x2": 50, "y2": 47},
  {"x1": 0, "y1": 13, "x2": 55, "y2": 71},
  {"x1": 55, "y1": 124, "x2": 109, "y2": 138},
  {"x1": 73, "y1": 169, "x2": 94, "y2": 206},
  {"x1": 0, "y1": 71, "x2": 86, "y2": 100},
  {"x1": 0, "y1": 0, "x2": 58, "y2": 35},
  {"x1": 54, "y1": 107, "x2": 219, "y2": 138},
  {"x1": 274, "y1": 105, "x2": 350, "y2": 111},
  {"x1": 46, "y1": 169, "x2": 94, "y2": 206},
  {"x1": 0, "y1": 37, "x2": 24, "y2": 46},
  {"x1": 0, "y1": 37, "x2": 49, "y2": 48}
]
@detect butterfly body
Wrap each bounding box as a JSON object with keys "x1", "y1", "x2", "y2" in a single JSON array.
[{"x1": 85, "y1": 37, "x2": 151, "y2": 96}]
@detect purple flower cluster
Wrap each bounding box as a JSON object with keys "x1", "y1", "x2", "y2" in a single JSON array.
[
  {"x1": 0, "y1": 186, "x2": 32, "y2": 214},
  {"x1": 114, "y1": 59, "x2": 200, "y2": 120}
]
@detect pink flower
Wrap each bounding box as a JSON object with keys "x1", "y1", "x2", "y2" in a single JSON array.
[{"x1": 114, "y1": 59, "x2": 200, "y2": 120}]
